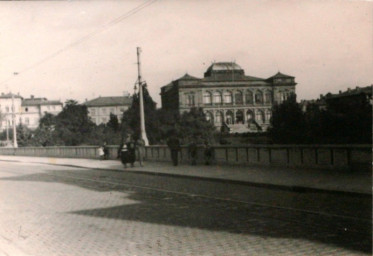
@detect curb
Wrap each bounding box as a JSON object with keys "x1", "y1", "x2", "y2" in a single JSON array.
[{"x1": 1, "y1": 159, "x2": 370, "y2": 197}]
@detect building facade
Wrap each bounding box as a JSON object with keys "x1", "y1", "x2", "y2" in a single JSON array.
[
  {"x1": 161, "y1": 62, "x2": 296, "y2": 132},
  {"x1": 301, "y1": 85, "x2": 372, "y2": 112},
  {"x1": 0, "y1": 93, "x2": 63, "y2": 130},
  {"x1": 85, "y1": 96, "x2": 132, "y2": 125}
]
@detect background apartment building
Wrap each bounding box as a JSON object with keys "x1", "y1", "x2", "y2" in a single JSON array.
[
  {"x1": 0, "y1": 93, "x2": 63, "y2": 130},
  {"x1": 85, "y1": 94, "x2": 132, "y2": 125}
]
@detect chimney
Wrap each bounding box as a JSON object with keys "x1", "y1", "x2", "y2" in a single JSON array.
[
  {"x1": 31, "y1": 95, "x2": 34, "y2": 99},
  {"x1": 339, "y1": 90, "x2": 342, "y2": 94}
]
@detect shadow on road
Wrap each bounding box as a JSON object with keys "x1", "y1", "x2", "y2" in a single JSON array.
[{"x1": 1, "y1": 169, "x2": 371, "y2": 254}]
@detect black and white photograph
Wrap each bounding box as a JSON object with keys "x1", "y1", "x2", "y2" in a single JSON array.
[{"x1": 0, "y1": 0, "x2": 371, "y2": 255}]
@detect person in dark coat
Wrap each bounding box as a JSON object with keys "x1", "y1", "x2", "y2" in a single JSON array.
[
  {"x1": 167, "y1": 133, "x2": 181, "y2": 166},
  {"x1": 126, "y1": 136, "x2": 136, "y2": 167},
  {"x1": 188, "y1": 140, "x2": 198, "y2": 165},
  {"x1": 119, "y1": 142, "x2": 129, "y2": 168},
  {"x1": 103, "y1": 142, "x2": 109, "y2": 160},
  {"x1": 203, "y1": 140, "x2": 214, "y2": 165}
]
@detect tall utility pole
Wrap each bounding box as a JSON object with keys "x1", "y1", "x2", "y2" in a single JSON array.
[
  {"x1": 137, "y1": 47, "x2": 149, "y2": 146},
  {"x1": 11, "y1": 94, "x2": 18, "y2": 148}
]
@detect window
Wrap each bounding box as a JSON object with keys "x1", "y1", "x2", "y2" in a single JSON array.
[
  {"x1": 25, "y1": 117, "x2": 30, "y2": 125},
  {"x1": 102, "y1": 117, "x2": 107, "y2": 123},
  {"x1": 205, "y1": 112, "x2": 213, "y2": 123},
  {"x1": 245, "y1": 91, "x2": 253, "y2": 104},
  {"x1": 6, "y1": 106, "x2": 9, "y2": 113},
  {"x1": 255, "y1": 91, "x2": 263, "y2": 104},
  {"x1": 235, "y1": 110, "x2": 244, "y2": 124},
  {"x1": 186, "y1": 94, "x2": 195, "y2": 106},
  {"x1": 110, "y1": 108, "x2": 115, "y2": 114},
  {"x1": 266, "y1": 110, "x2": 271, "y2": 122},
  {"x1": 91, "y1": 109, "x2": 96, "y2": 115},
  {"x1": 213, "y1": 92, "x2": 222, "y2": 104},
  {"x1": 256, "y1": 110, "x2": 265, "y2": 123},
  {"x1": 265, "y1": 91, "x2": 272, "y2": 104},
  {"x1": 224, "y1": 91, "x2": 232, "y2": 104},
  {"x1": 235, "y1": 91, "x2": 243, "y2": 105},
  {"x1": 203, "y1": 92, "x2": 212, "y2": 104},
  {"x1": 215, "y1": 111, "x2": 223, "y2": 124},
  {"x1": 247, "y1": 110, "x2": 254, "y2": 121},
  {"x1": 226, "y1": 110, "x2": 234, "y2": 124}
]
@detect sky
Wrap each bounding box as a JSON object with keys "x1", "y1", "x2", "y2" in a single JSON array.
[{"x1": 0, "y1": 0, "x2": 372, "y2": 107}]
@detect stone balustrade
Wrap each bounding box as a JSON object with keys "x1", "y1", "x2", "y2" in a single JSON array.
[{"x1": 0, "y1": 144, "x2": 370, "y2": 171}]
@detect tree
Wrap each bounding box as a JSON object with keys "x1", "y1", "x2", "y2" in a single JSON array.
[
  {"x1": 121, "y1": 86, "x2": 158, "y2": 143},
  {"x1": 107, "y1": 113, "x2": 119, "y2": 132},
  {"x1": 54, "y1": 99, "x2": 95, "y2": 145},
  {"x1": 16, "y1": 123, "x2": 34, "y2": 146},
  {"x1": 268, "y1": 94, "x2": 306, "y2": 144},
  {"x1": 30, "y1": 113, "x2": 58, "y2": 146},
  {"x1": 175, "y1": 107, "x2": 216, "y2": 144}
]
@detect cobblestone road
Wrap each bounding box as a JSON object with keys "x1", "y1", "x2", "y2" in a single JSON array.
[{"x1": 0, "y1": 162, "x2": 371, "y2": 256}]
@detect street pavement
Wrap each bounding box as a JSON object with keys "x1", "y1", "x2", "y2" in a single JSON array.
[
  {"x1": 0, "y1": 155, "x2": 371, "y2": 195},
  {"x1": 0, "y1": 159, "x2": 371, "y2": 256}
]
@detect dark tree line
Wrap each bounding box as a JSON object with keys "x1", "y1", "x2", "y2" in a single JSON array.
[{"x1": 268, "y1": 94, "x2": 372, "y2": 144}]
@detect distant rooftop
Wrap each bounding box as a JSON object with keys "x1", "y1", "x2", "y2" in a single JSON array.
[
  {"x1": 0, "y1": 92, "x2": 23, "y2": 99},
  {"x1": 85, "y1": 96, "x2": 132, "y2": 107},
  {"x1": 22, "y1": 96, "x2": 62, "y2": 106}
]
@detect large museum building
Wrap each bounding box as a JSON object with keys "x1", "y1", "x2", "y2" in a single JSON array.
[{"x1": 160, "y1": 62, "x2": 296, "y2": 133}]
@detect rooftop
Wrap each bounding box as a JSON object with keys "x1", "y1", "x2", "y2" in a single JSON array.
[{"x1": 85, "y1": 96, "x2": 132, "y2": 107}]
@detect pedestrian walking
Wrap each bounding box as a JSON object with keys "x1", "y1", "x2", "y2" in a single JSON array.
[
  {"x1": 135, "y1": 137, "x2": 145, "y2": 167},
  {"x1": 126, "y1": 136, "x2": 136, "y2": 167},
  {"x1": 188, "y1": 140, "x2": 198, "y2": 165},
  {"x1": 203, "y1": 140, "x2": 214, "y2": 165},
  {"x1": 167, "y1": 132, "x2": 181, "y2": 166},
  {"x1": 103, "y1": 142, "x2": 109, "y2": 160}
]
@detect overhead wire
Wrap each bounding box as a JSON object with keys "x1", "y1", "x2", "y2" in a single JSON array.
[{"x1": 0, "y1": 0, "x2": 158, "y2": 87}]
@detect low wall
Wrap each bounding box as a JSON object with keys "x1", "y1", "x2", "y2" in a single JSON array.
[
  {"x1": 0, "y1": 144, "x2": 371, "y2": 171},
  {"x1": 144, "y1": 144, "x2": 371, "y2": 171}
]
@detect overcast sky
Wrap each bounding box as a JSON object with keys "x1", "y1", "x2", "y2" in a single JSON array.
[{"x1": 0, "y1": 0, "x2": 371, "y2": 106}]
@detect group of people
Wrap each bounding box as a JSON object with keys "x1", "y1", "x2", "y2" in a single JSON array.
[
  {"x1": 167, "y1": 134, "x2": 214, "y2": 166},
  {"x1": 98, "y1": 133, "x2": 214, "y2": 168},
  {"x1": 117, "y1": 135, "x2": 145, "y2": 168}
]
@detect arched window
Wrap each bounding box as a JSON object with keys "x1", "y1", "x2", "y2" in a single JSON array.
[
  {"x1": 224, "y1": 91, "x2": 233, "y2": 104},
  {"x1": 205, "y1": 112, "x2": 213, "y2": 123},
  {"x1": 213, "y1": 91, "x2": 222, "y2": 104},
  {"x1": 226, "y1": 110, "x2": 234, "y2": 124},
  {"x1": 255, "y1": 91, "x2": 263, "y2": 104},
  {"x1": 246, "y1": 110, "x2": 254, "y2": 121},
  {"x1": 203, "y1": 91, "x2": 212, "y2": 105},
  {"x1": 256, "y1": 110, "x2": 265, "y2": 123},
  {"x1": 235, "y1": 110, "x2": 244, "y2": 124},
  {"x1": 235, "y1": 91, "x2": 243, "y2": 105},
  {"x1": 265, "y1": 91, "x2": 272, "y2": 104},
  {"x1": 245, "y1": 91, "x2": 254, "y2": 104},
  {"x1": 215, "y1": 111, "x2": 223, "y2": 124},
  {"x1": 266, "y1": 110, "x2": 271, "y2": 123}
]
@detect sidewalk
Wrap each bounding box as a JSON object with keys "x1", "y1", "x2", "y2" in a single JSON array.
[{"x1": 0, "y1": 155, "x2": 371, "y2": 195}]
